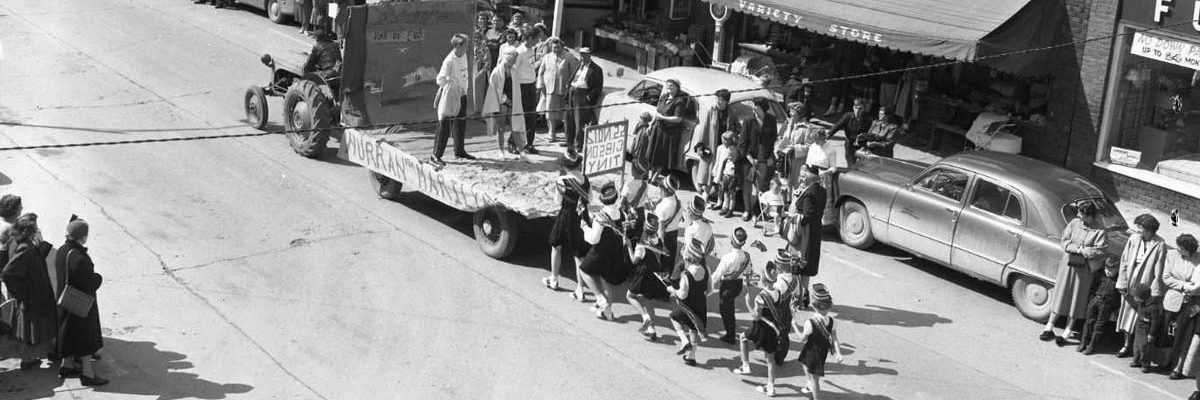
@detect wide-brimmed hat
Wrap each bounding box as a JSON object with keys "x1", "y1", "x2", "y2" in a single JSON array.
[
  {"x1": 643, "y1": 213, "x2": 660, "y2": 235},
  {"x1": 599, "y1": 182, "x2": 619, "y2": 205},
  {"x1": 774, "y1": 249, "x2": 794, "y2": 267},
  {"x1": 558, "y1": 150, "x2": 581, "y2": 169},
  {"x1": 811, "y1": 283, "x2": 832, "y2": 309},
  {"x1": 687, "y1": 195, "x2": 705, "y2": 217}
]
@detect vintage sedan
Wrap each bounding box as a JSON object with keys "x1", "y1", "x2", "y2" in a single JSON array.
[
  {"x1": 233, "y1": 0, "x2": 301, "y2": 24},
  {"x1": 596, "y1": 67, "x2": 786, "y2": 187},
  {"x1": 834, "y1": 152, "x2": 1129, "y2": 321}
]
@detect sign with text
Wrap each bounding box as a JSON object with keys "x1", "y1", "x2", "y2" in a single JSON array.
[
  {"x1": 343, "y1": 129, "x2": 498, "y2": 213},
  {"x1": 583, "y1": 121, "x2": 628, "y2": 177},
  {"x1": 1109, "y1": 146, "x2": 1143, "y2": 167},
  {"x1": 1131, "y1": 32, "x2": 1200, "y2": 70}
]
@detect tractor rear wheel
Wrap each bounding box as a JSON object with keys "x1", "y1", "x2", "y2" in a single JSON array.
[{"x1": 282, "y1": 79, "x2": 331, "y2": 159}]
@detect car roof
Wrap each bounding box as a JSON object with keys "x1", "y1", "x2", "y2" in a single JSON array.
[
  {"x1": 939, "y1": 152, "x2": 1110, "y2": 229},
  {"x1": 643, "y1": 67, "x2": 778, "y2": 103}
]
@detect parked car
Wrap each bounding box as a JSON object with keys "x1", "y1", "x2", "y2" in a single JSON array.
[
  {"x1": 596, "y1": 67, "x2": 786, "y2": 187},
  {"x1": 234, "y1": 0, "x2": 299, "y2": 24},
  {"x1": 833, "y1": 152, "x2": 1129, "y2": 321}
]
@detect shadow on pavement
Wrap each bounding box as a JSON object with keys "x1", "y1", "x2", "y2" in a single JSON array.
[
  {"x1": 820, "y1": 381, "x2": 897, "y2": 400},
  {"x1": 91, "y1": 338, "x2": 253, "y2": 399},
  {"x1": 825, "y1": 358, "x2": 899, "y2": 376},
  {"x1": 833, "y1": 304, "x2": 952, "y2": 328}
]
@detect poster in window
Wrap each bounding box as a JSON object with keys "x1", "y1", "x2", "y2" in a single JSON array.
[{"x1": 668, "y1": 0, "x2": 690, "y2": 20}]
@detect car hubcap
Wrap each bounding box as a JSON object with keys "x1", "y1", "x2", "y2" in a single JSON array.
[
  {"x1": 845, "y1": 211, "x2": 864, "y2": 237},
  {"x1": 269, "y1": 1, "x2": 279, "y2": 17},
  {"x1": 1025, "y1": 282, "x2": 1048, "y2": 306}
]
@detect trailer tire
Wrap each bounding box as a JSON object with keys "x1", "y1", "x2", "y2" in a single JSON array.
[
  {"x1": 369, "y1": 171, "x2": 403, "y2": 201},
  {"x1": 474, "y1": 207, "x2": 519, "y2": 259},
  {"x1": 244, "y1": 86, "x2": 269, "y2": 130},
  {"x1": 282, "y1": 79, "x2": 331, "y2": 159}
]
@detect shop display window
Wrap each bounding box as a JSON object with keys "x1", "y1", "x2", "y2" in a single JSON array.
[{"x1": 1102, "y1": 28, "x2": 1200, "y2": 186}]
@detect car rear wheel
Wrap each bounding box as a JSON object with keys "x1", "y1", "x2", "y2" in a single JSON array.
[
  {"x1": 266, "y1": 0, "x2": 289, "y2": 24},
  {"x1": 838, "y1": 200, "x2": 875, "y2": 249},
  {"x1": 244, "y1": 86, "x2": 269, "y2": 130},
  {"x1": 1011, "y1": 275, "x2": 1052, "y2": 322}
]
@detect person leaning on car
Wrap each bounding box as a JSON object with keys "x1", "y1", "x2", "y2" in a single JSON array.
[{"x1": 827, "y1": 97, "x2": 872, "y2": 167}]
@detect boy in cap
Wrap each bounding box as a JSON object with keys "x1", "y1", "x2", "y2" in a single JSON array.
[
  {"x1": 712, "y1": 227, "x2": 752, "y2": 344},
  {"x1": 1078, "y1": 256, "x2": 1121, "y2": 355}
]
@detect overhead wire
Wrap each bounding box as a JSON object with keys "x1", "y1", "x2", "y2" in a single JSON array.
[{"x1": 0, "y1": 18, "x2": 1194, "y2": 152}]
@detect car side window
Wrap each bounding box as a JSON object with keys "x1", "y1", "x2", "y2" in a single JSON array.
[
  {"x1": 914, "y1": 168, "x2": 969, "y2": 202},
  {"x1": 628, "y1": 80, "x2": 662, "y2": 105},
  {"x1": 970, "y1": 179, "x2": 1024, "y2": 223}
]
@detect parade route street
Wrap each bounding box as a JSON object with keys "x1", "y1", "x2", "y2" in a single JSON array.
[{"x1": 0, "y1": 1, "x2": 1195, "y2": 399}]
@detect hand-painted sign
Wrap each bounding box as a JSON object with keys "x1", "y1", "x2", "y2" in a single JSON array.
[
  {"x1": 343, "y1": 129, "x2": 497, "y2": 212},
  {"x1": 1131, "y1": 32, "x2": 1200, "y2": 70},
  {"x1": 583, "y1": 121, "x2": 628, "y2": 177}
]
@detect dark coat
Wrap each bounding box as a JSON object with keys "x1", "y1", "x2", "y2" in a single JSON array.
[
  {"x1": 56, "y1": 240, "x2": 103, "y2": 357},
  {"x1": 829, "y1": 111, "x2": 872, "y2": 144},
  {"x1": 3, "y1": 238, "x2": 58, "y2": 345},
  {"x1": 791, "y1": 183, "x2": 827, "y2": 276},
  {"x1": 573, "y1": 62, "x2": 604, "y2": 106}
]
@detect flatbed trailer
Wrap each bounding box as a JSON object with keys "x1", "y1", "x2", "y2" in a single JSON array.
[{"x1": 343, "y1": 126, "x2": 619, "y2": 259}]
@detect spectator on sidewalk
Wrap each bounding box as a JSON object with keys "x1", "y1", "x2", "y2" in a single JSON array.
[
  {"x1": 711, "y1": 131, "x2": 741, "y2": 217},
  {"x1": 1130, "y1": 283, "x2": 1167, "y2": 372},
  {"x1": 712, "y1": 227, "x2": 751, "y2": 344},
  {"x1": 567, "y1": 48, "x2": 603, "y2": 153},
  {"x1": 856, "y1": 106, "x2": 902, "y2": 158},
  {"x1": 739, "y1": 100, "x2": 778, "y2": 222},
  {"x1": 827, "y1": 98, "x2": 872, "y2": 167},
  {"x1": 1116, "y1": 214, "x2": 1169, "y2": 358},
  {"x1": 1078, "y1": 256, "x2": 1121, "y2": 355},
  {"x1": 787, "y1": 165, "x2": 826, "y2": 309},
  {"x1": 0, "y1": 194, "x2": 22, "y2": 268},
  {"x1": 55, "y1": 217, "x2": 107, "y2": 386},
  {"x1": 2, "y1": 213, "x2": 57, "y2": 371},
  {"x1": 1165, "y1": 234, "x2": 1200, "y2": 379},
  {"x1": 731, "y1": 259, "x2": 789, "y2": 397},
  {"x1": 1041, "y1": 201, "x2": 1108, "y2": 346},
  {"x1": 431, "y1": 33, "x2": 475, "y2": 166}
]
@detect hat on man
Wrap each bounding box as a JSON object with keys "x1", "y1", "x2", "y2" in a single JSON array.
[
  {"x1": 599, "y1": 182, "x2": 619, "y2": 205},
  {"x1": 811, "y1": 283, "x2": 832, "y2": 309},
  {"x1": 579, "y1": 47, "x2": 592, "y2": 55},
  {"x1": 687, "y1": 195, "x2": 705, "y2": 217},
  {"x1": 559, "y1": 150, "x2": 581, "y2": 169},
  {"x1": 66, "y1": 214, "x2": 89, "y2": 240},
  {"x1": 450, "y1": 33, "x2": 469, "y2": 45}
]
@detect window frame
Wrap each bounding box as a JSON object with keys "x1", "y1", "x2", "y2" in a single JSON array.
[
  {"x1": 967, "y1": 177, "x2": 1027, "y2": 226},
  {"x1": 911, "y1": 166, "x2": 972, "y2": 203}
]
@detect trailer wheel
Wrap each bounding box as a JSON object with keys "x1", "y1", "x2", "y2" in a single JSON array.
[
  {"x1": 266, "y1": 0, "x2": 289, "y2": 24},
  {"x1": 474, "y1": 207, "x2": 519, "y2": 259},
  {"x1": 369, "y1": 171, "x2": 403, "y2": 201},
  {"x1": 282, "y1": 80, "x2": 331, "y2": 159},
  {"x1": 1011, "y1": 275, "x2": 1052, "y2": 322},
  {"x1": 244, "y1": 86, "x2": 269, "y2": 130}
]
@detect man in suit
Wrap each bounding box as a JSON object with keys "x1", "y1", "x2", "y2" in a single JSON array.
[
  {"x1": 567, "y1": 47, "x2": 604, "y2": 153},
  {"x1": 827, "y1": 97, "x2": 872, "y2": 167}
]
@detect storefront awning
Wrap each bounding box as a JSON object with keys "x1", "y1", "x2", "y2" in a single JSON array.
[{"x1": 706, "y1": 0, "x2": 1064, "y2": 75}]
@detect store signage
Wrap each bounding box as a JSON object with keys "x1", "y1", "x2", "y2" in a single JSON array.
[
  {"x1": 1125, "y1": 0, "x2": 1200, "y2": 34},
  {"x1": 1109, "y1": 146, "x2": 1143, "y2": 167},
  {"x1": 1131, "y1": 32, "x2": 1200, "y2": 70},
  {"x1": 1154, "y1": 0, "x2": 1200, "y2": 31},
  {"x1": 829, "y1": 24, "x2": 883, "y2": 43},
  {"x1": 583, "y1": 121, "x2": 628, "y2": 177},
  {"x1": 735, "y1": 0, "x2": 804, "y2": 25}
]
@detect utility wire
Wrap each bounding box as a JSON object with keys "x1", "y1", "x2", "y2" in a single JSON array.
[{"x1": 0, "y1": 19, "x2": 1193, "y2": 152}]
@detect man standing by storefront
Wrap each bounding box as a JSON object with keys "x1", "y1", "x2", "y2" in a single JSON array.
[
  {"x1": 567, "y1": 48, "x2": 603, "y2": 153},
  {"x1": 828, "y1": 98, "x2": 872, "y2": 167}
]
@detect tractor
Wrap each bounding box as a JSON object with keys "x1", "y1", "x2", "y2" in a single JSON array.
[{"x1": 243, "y1": 53, "x2": 340, "y2": 158}]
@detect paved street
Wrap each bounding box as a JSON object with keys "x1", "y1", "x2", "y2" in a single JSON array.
[{"x1": 0, "y1": 1, "x2": 1195, "y2": 399}]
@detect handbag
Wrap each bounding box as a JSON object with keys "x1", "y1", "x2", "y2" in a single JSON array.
[
  {"x1": 0, "y1": 298, "x2": 15, "y2": 335},
  {"x1": 56, "y1": 249, "x2": 94, "y2": 318}
]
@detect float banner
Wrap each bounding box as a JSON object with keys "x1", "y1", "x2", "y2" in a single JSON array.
[
  {"x1": 355, "y1": 1, "x2": 477, "y2": 126},
  {"x1": 343, "y1": 129, "x2": 497, "y2": 212},
  {"x1": 583, "y1": 121, "x2": 628, "y2": 177}
]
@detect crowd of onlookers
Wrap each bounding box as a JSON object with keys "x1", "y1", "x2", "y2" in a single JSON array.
[{"x1": 1, "y1": 195, "x2": 107, "y2": 386}]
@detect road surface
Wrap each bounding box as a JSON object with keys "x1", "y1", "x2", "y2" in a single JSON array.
[{"x1": 0, "y1": 1, "x2": 1192, "y2": 399}]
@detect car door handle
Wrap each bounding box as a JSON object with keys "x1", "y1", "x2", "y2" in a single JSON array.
[
  {"x1": 1006, "y1": 230, "x2": 1020, "y2": 237},
  {"x1": 943, "y1": 207, "x2": 957, "y2": 214},
  {"x1": 899, "y1": 208, "x2": 915, "y2": 216}
]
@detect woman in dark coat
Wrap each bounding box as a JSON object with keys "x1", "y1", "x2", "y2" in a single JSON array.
[
  {"x1": 645, "y1": 79, "x2": 690, "y2": 173},
  {"x1": 2, "y1": 213, "x2": 57, "y2": 370},
  {"x1": 787, "y1": 165, "x2": 827, "y2": 308},
  {"x1": 56, "y1": 217, "x2": 107, "y2": 386}
]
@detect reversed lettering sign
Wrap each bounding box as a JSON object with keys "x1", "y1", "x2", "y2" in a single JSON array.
[
  {"x1": 343, "y1": 129, "x2": 500, "y2": 213},
  {"x1": 1131, "y1": 32, "x2": 1200, "y2": 70},
  {"x1": 583, "y1": 121, "x2": 628, "y2": 177}
]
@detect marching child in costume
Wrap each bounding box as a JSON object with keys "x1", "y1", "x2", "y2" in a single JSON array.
[
  {"x1": 793, "y1": 283, "x2": 844, "y2": 399},
  {"x1": 731, "y1": 260, "x2": 792, "y2": 397},
  {"x1": 545, "y1": 150, "x2": 590, "y2": 296},
  {"x1": 667, "y1": 239, "x2": 710, "y2": 366},
  {"x1": 625, "y1": 213, "x2": 672, "y2": 341},
  {"x1": 578, "y1": 182, "x2": 628, "y2": 320},
  {"x1": 712, "y1": 227, "x2": 752, "y2": 344}
]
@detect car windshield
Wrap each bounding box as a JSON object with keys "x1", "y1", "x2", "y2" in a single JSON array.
[{"x1": 1061, "y1": 197, "x2": 1127, "y2": 232}]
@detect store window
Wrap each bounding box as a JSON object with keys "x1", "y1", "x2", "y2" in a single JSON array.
[{"x1": 1102, "y1": 28, "x2": 1200, "y2": 186}]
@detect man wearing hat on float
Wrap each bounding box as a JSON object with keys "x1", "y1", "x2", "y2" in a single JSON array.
[
  {"x1": 712, "y1": 227, "x2": 751, "y2": 344},
  {"x1": 546, "y1": 150, "x2": 589, "y2": 294},
  {"x1": 653, "y1": 175, "x2": 683, "y2": 275},
  {"x1": 578, "y1": 182, "x2": 629, "y2": 320},
  {"x1": 567, "y1": 47, "x2": 604, "y2": 153},
  {"x1": 432, "y1": 33, "x2": 476, "y2": 166}
]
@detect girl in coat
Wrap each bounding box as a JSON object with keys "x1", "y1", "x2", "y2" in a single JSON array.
[
  {"x1": 1040, "y1": 201, "x2": 1108, "y2": 346},
  {"x1": 793, "y1": 283, "x2": 845, "y2": 400},
  {"x1": 1, "y1": 213, "x2": 57, "y2": 370},
  {"x1": 482, "y1": 49, "x2": 524, "y2": 160},
  {"x1": 1116, "y1": 214, "x2": 1169, "y2": 358},
  {"x1": 56, "y1": 217, "x2": 107, "y2": 386}
]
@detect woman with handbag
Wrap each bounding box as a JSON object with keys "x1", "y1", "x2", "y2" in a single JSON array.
[
  {"x1": 1, "y1": 213, "x2": 58, "y2": 371},
  {"x1": 1040, "y1": 201, "x2": 1108, "y2": 346},
  {"x1": 55, "y1": 216, "x2": 107, "y2": 386}
]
